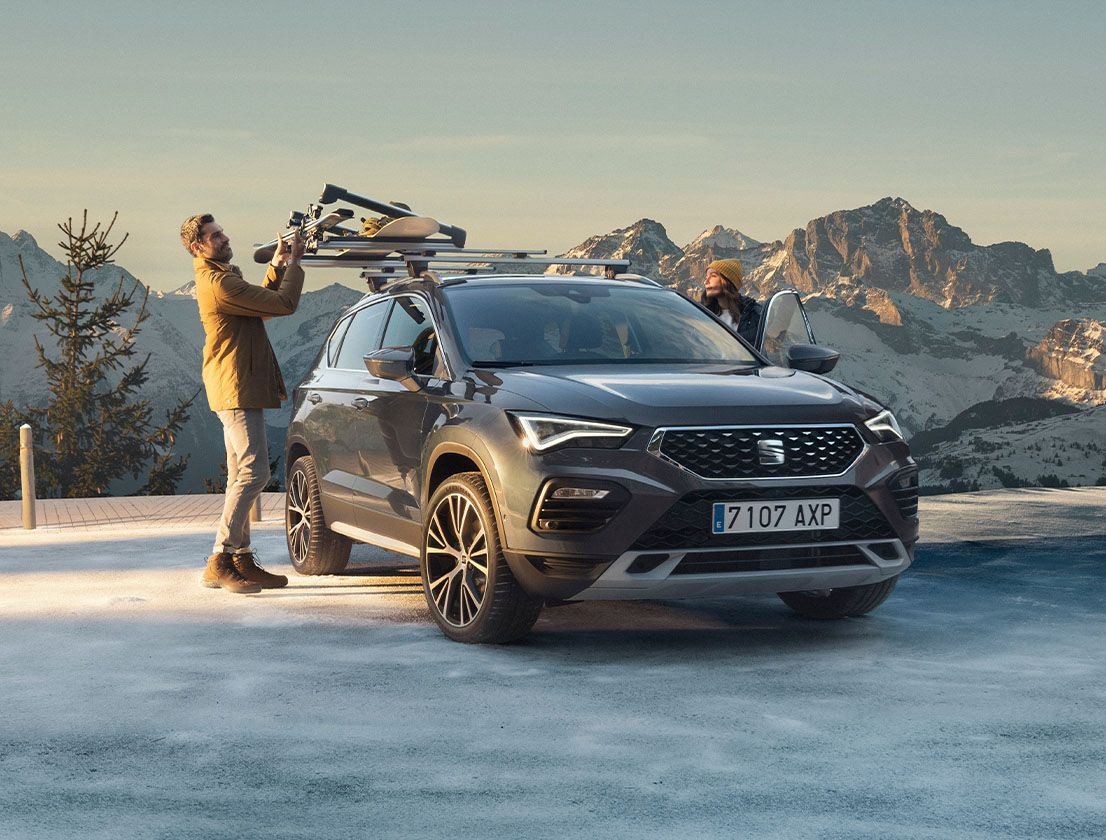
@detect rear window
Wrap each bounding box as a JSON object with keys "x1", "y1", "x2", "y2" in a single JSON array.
[
  {"x1": 442, "y1": 282, "x2": 757, "y2": 366},
  {"x1": 333, "y1": 301, "x2": 389, "y2": 369}
]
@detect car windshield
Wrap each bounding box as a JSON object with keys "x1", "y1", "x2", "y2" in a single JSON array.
[{"x1": 442, "y1": 281, "x2": 758, "y2": 366}]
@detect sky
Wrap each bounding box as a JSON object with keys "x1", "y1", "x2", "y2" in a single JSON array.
[{"x1": 1, "y1": 0, "x2": 1104, "y2": 292}]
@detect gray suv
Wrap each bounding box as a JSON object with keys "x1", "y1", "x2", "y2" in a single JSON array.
[{"x1": 283, "y1": 274, "x2": 918, "y2": 643}]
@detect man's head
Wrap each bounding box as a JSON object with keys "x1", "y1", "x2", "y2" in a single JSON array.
[{"x1": 180, "y1": 213, "x2": 232, "y2": 262}]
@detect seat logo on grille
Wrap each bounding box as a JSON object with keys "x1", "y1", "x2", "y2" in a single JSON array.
[{"x1": 757, "y1": 439, "x2": 786, "y2": 465}]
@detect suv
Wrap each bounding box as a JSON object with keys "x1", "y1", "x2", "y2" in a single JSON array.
[{"x1": 282, "y1": 267, "x2": 918, "y2": 643}]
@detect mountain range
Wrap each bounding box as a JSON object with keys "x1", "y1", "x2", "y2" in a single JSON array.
[{"x1": 3, "y1": 196, "x2": 1105, "y2": 494}]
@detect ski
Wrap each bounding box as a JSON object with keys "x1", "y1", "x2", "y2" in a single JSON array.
[{"x1": 252, "y1": 207, "x2": 355, "y2": 264}]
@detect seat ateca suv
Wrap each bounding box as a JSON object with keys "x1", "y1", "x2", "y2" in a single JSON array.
[{"x1": 282, "y1": 272, "x2": 919, "y2": 643}]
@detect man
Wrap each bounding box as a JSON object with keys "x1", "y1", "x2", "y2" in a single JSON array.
[{"x1": 180, "y1": 214, "x2": 305, "y2": 594}]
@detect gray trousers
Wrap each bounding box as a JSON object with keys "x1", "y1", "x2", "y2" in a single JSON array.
[{"x1": 213, "y1": 408, "x2": 271, "y2": 554}]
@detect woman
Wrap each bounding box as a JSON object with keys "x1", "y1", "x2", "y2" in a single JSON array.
[{"x1": 700, "y1": 259, "x2": 762, "y2": 345}]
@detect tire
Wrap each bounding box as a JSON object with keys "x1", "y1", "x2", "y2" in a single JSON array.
[
  {"x1": 286, "y1": 455, "x2": 351, "y2": 575},
  {"x1": 777, "y1": 575, "x2": 899, "y2": 620},
  {"x1": 421, "y1": 472, "x2": 542, "y2": 644}
]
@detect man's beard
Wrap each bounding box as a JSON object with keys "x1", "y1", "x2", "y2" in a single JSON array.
[{"x1": 214, "y1": 243, "x2": 233, "y2": 262}]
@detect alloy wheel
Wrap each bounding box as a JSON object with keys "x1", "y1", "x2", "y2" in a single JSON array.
[
  {"x1": 425, "y1": 492, "x2": 489, "y2": 627},
  {"x1": 286, "y1": 468, "x2": 312, "y2": 564}
]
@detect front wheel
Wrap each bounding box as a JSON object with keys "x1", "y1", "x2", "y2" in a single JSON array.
[
  {"x1": 286, "y1": 455, "x2": 351, "y2": 575},
  {"x1": 421, "y1": 472, "x2": 542, "y2": 643},
  {"x1": 777, "y1": 575, "x2": 899, "y2": 619}
]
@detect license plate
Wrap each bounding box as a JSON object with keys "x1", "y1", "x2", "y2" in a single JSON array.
[{"x1": 711, "y1": 499, "x2": 840, "y2": 534}]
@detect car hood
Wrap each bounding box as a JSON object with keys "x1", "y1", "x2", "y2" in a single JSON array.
[{"x1": 485, "y1": 364, "x2": 870, "y2": 427}]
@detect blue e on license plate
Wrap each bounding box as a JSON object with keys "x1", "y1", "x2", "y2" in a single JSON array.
[{"x1": 711, "y1": 499, "x2": 840, "y2": 535}]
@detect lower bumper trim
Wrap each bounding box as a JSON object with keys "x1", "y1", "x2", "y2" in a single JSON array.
[{"x1": 569, "y1": 539, "x2": 912, "y2": 601}]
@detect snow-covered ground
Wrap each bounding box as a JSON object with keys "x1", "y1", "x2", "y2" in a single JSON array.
[{"x1": 1, "y1": 490, "x2": 1105, "y2": 839}]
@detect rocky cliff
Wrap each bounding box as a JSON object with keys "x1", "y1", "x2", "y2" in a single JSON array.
[{"x1": 1027, "y1": 319, "x2": 1106, "y2": 391}]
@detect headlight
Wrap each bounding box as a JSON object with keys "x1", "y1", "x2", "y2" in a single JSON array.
[
  {"x1": 864, "y1": 409, "x2": 904, "y2": 442},
  {"x1": 511, "y1": 414, "x2": 632, "y2": 452}
]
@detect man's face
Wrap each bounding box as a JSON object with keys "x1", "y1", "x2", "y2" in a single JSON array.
[{"x1": 194, "y1": 221, "x2": 233, "y2": 263}]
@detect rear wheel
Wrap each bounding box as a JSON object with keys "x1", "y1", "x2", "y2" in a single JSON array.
[
  {"x1": 286, "y1": 455, "x2": 351, "y2": 575},
  {"x1": 421, "y1": 472, "x2": 542, "y2": 643},
  {"x1": 777, "y1": 575, "x2": 899, "y2": 619}
]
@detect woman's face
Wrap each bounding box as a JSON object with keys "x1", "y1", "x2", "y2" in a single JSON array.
[{"x1": 704, "y1": 269, "x2": 727, "y2": 298}]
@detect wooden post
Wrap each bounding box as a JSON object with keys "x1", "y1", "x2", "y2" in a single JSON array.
[
  {"x1": 19, "y1": 423, "x2": 36, "y2": 530},
  {"x1": 250, "y1": 495, "x2": 262, "y2": 523}
]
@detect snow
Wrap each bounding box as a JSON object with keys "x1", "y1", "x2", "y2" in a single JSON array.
[{"x1": 1, "y1": 490, "x2": 1104, "y2": 838}]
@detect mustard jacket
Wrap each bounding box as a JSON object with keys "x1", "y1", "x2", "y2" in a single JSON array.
[{"x1": 192, "y1": 257, "x2": 305, "y2": 411}]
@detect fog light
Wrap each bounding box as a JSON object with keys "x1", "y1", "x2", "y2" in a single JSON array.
[
  {"x1": 550, "y1": 487, "x2": 610, "y2": 500},
  {"x1": 530, "y1": 480, "x2": 629, "y2": 533}
]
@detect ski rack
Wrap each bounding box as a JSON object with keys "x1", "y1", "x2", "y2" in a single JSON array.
[{"x1": 257, "y1": 183, "x2": 633, "y2": 289}]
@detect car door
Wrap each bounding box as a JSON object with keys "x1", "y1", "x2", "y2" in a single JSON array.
[
  {"x1": 755, "y1": 290, "x2": 818, "y2": 366},
  {"x1": 351, "y1": 294, "x2": 452, "y2": 547},
  {"x1": 302, "y1": 300, "x2": 390, "y2": 528}
]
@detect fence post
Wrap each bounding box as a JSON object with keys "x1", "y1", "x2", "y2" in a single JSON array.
[
  {"x1": 19, "y1": 423, "x2": 36, "y2": 530},
  {"x1": 250, "y1": 495, "x2": 262, "y2": 523}
]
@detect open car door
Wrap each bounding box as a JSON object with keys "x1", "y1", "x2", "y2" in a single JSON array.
[{"x1": 755, "y1": 290, "x2": 839, "y2": 374}]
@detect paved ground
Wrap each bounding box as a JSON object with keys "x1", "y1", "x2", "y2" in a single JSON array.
[
  {"x1": 1, "y1": 488, "x2": 1104, "y2": 838},
  {"x1": 0, "y1": 493, "x2": 285, "y2": 531}
]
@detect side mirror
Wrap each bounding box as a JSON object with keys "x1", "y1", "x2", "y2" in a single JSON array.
[
  {"x1": 364, "y1": 347, "x2": 421, "y2": 391},
  {"x1": 787, "y1": 344, "x2": 839, "y2": 374}
]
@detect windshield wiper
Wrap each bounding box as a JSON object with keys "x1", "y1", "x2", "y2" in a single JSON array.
[{"x1": 471, "y1": 360, "x2": 536, "y2": 368}]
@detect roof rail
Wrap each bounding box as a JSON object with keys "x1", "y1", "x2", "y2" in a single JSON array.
[{"x1": 255, "y1": 183, "x2": 635, "y2": 286}]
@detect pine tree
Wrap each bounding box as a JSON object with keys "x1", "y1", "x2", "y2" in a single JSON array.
[
  {"x1": 0, "y1": 402, "x2": 20, "y2": 500},
  {"x1": 10, "y1": 211, "x2": 196, "y2": 498}
]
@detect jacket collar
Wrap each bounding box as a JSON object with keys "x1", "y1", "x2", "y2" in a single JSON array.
[{"x1": 193, "y1": 256, "x2": 242, "y2": 275}]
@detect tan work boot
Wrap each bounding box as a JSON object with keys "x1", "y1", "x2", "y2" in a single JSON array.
[
  {"x1": 202, "y1": 552, "x2": 262, "y2": 594},
  {"x1": 232, "y1": 552, "x2": 289, "y2": 589}
]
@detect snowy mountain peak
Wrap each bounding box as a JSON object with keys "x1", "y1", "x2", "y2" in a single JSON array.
[
  {"x1": 7, "y1": 229, "x2": 40, "y2": 249},
  {"x1": 553, "y1": 218, "x2": 681, "y2": 277},
  {"x1": 167, "y1": 280, "x2": 198, "y2": 298},
  {"x1": 684, "y1": 225, "x2": 761, "y2": 253}
]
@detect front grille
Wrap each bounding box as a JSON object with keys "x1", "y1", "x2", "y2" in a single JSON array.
[
  {"x1": 630, "y1": 486, "x2": 895, "y2": 551},
  {"x1": 652, "y1": 425, "x2": 864, "y2": 479},
  {"x1": 671, "y1": 545, "x2": 871, "y2": 575}
]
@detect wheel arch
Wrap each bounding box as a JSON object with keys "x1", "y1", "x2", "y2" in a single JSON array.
[
  {"x1": 285, "y1": 438, "x2": 311, "y2": 477},
  {"x1": 424, "y1": 442, "x2": 508, "y2": 539}
]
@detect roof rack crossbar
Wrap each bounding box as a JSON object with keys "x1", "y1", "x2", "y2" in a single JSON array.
[
  {"x1": 298, "y1": 254, "x2": 630, "y2": 271},
  {"x1": 316, "y1": 240, "x2": 549, "y2": 257},
  {"x1": 392, "y1": 255, "x2": 630, "y2": 267}
]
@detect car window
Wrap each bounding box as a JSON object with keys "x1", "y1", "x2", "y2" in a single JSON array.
[
  {"x1": 443, "y1": 283, "x2": 757, "y2": 365},
  {"x1": 333, "y1": 301, "x2": 390, "y2": 370},
  {"x1": 382, "y1": 295, "x2": 448, "y2": 378},
  {"x1": 326, "y1": 316, "x2": 353, "y2": 367}
]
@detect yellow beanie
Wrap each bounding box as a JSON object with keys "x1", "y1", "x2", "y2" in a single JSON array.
[{"x1": 708, "y1": 259, "x2": 744, "y2": 289}]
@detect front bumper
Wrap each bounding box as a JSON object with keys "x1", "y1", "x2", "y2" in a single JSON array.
[{"x1": 493, "y1": 428, "x2": 918, "y2": 601}]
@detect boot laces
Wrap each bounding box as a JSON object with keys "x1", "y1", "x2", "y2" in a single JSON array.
[
  {"x1": 238, "y1": 552, "x2": 263, "y2": 572},
  {"x1": 223, "y1": 553, "x2": 254, "y2": 582}
]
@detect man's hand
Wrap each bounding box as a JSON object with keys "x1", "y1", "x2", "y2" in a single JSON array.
[{"x1": 270, "y1": 228, "x2": 305, "y2": 268}]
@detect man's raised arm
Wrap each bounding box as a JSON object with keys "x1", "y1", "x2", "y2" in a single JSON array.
[{"x1": 210, "y1": 229, "x2": 305, "y2": 317}]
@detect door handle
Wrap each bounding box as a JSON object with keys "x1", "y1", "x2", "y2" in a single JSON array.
[
  {"x1": 352, "y1": 397, "x2": 370, "y2": 411},
  {"x1": 306, "y1": 392, "x2": 323, "y2": 404}
]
